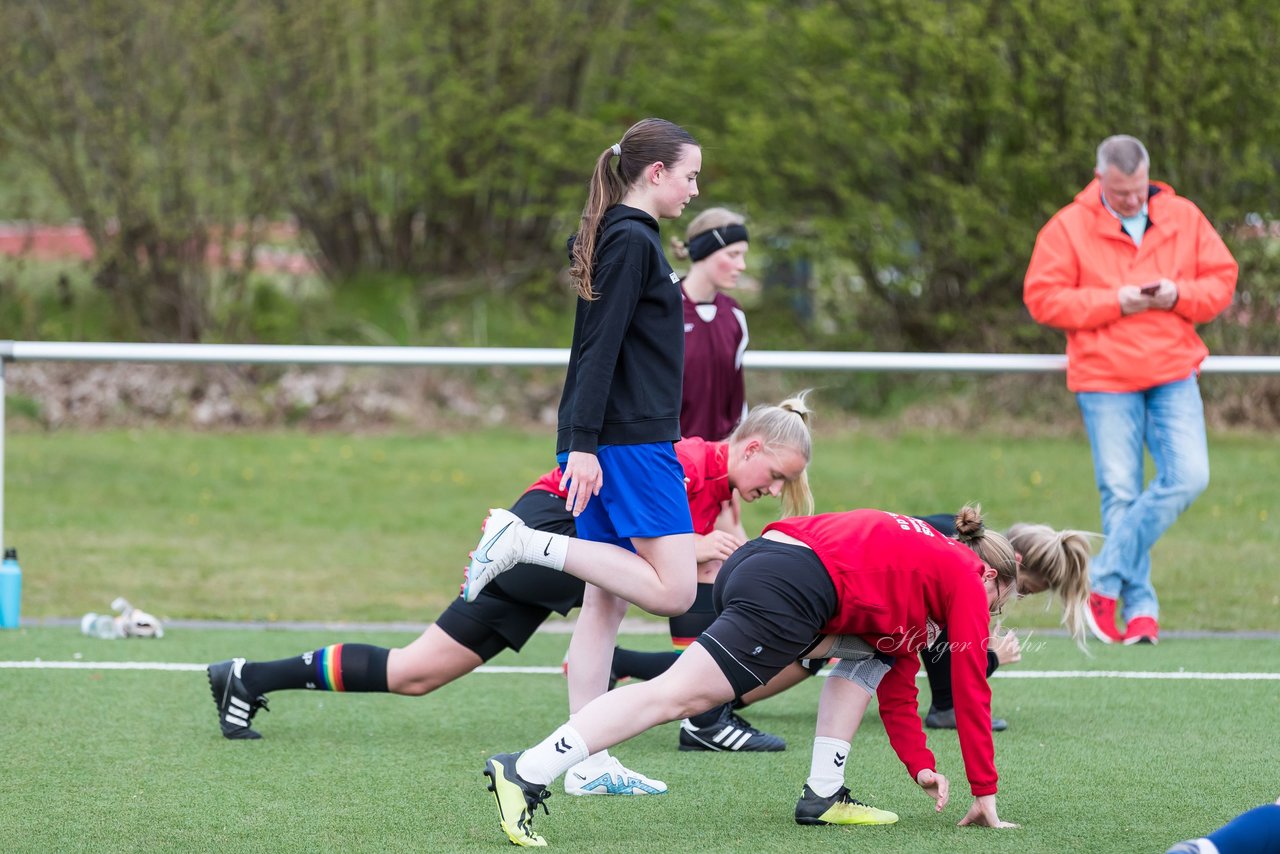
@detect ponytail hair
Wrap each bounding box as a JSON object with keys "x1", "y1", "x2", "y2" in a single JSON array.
[
  {"x1": 952, "y1": 504, "x2": 1019, "y2": 596},
  {"x1": 1006, "y1": 523, "x2": 1096, "y2": 650},
  {"x1": 570, "y1": 118, "x2": 698, "y2": 300},
  {"x1": 730, "y1": 390, "x2": 815, "y2": 517}
]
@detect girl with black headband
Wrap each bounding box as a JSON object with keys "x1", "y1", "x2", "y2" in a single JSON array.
[
  {"x1": 670, "y1": 208, "x2": 751, "y2": 444},
  {"x1": 464, "y1": 118, "x2": 702, "y2": 799}
]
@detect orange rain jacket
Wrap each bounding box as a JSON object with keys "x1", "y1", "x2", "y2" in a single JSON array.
[{"x1": 1023, "y1": 178, "x2": 1237, "y2": 392}]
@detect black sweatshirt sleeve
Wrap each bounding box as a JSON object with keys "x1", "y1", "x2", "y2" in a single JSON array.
[{"x1": 566, "y1": 246, "x2": 646, "y2": 453}]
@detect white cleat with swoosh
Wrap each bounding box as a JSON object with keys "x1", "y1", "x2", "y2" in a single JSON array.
[{"x1": 463, "y1": 508, "x2": 527, "y2": 602}]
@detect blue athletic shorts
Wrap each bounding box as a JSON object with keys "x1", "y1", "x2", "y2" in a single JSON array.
[{"x1": 557, "y1": 443, "x2": 693, "y2": 550}]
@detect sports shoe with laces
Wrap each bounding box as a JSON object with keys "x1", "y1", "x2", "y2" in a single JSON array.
[
  {"x1": 1085, "y1": 592, "x2": 1126, "y2": 644},
  {"x1": 208, "y1": 657, "x2": 269, "y2": 740},
  {"x1": 925, "y1": 704, "x2": 1008, "y2": 732},
  {"x1": 794, "y1": 784, "x2": 899, "y2": 825},
  {"x1": 483, "y1": 752, "x2": 551, "y2": 847},
  {"x1": 564, "y1": 752, "x2": 667, "y2": 796},
  {"x1": 1123, "y1": 615, "x2": 1160, "y2": 645},
  {"x1": 464, "y1": 509, "x2": 526, "y2": 603},
  {"x1": 678, "y1": 705, "x2": 786, "y2": 752}
]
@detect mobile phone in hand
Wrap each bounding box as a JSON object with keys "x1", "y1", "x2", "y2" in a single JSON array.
[{"x1": 1140, "y1": 282, "x2": 1161, "y2": 296}]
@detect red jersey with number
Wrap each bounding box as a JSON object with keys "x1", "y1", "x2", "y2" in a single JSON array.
[
  {"x1": 526, "y1": 437, "x2": 730, "y2": 536},
  {"x1": 680, "y1": 288, "x2": 748, "y2": 441},
  {"x1": 764, "y1": 509, "x2": 997, "y2": 797}
]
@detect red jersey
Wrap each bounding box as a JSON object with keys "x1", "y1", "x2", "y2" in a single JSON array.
[
  {"x1": 680, "y1": 288, "x2": 748, "y2": 441},
  {"x1": 524, "y1": 437, "x2": 731, "y2": 536},
  {"x1": 764, "y1": 510, "x2": 997, "y2": 796}
]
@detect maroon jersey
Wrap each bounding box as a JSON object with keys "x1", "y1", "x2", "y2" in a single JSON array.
[
  {"x1": 680, "y1": 288, "x2": 748, "y2": 441},
  {"x1": 765, "y1": 510, "x2": 997, "y2": 796}
]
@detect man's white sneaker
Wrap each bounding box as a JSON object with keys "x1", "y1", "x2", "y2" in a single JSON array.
[
  {"x1": 464, "y1": 509, "x2": 526, "y2": 602},
  {"x1": 563, "y1": 753, "x2": 667, "y2": 796}
]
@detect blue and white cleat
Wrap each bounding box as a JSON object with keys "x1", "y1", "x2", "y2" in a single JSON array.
[
  {"x1": 463, "y1": 508, "x2": 526, "y2": 602},
  {"x1": 564, "y1": 753, "x2": 668, "y2": 796}
]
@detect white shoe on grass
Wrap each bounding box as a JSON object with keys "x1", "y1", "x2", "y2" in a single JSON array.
[{"x1": 564, "y1": 752, "x2": 667, "y2": 796}]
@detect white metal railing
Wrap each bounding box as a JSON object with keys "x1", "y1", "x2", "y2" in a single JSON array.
[{"x1": 3, "y1": 340, "x2": 1279, "y2": 552}]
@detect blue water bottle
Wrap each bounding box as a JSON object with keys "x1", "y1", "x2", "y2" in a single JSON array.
[{"x1": 0, "y1": 548, "x2": 21, "y2": 629}]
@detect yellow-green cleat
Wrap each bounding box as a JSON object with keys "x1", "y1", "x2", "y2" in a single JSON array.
[
  {"x1": 794, "y1": 784, "x2": 899, "y2": 826},
  {"x1": 484, "y1": 752, "x2": 551, "y2": 847}
]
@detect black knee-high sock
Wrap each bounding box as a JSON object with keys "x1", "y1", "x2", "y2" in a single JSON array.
[
  {"x1": 922, "y1": 629, "x2": 999, "y2": 712},
  {"x1": 669, "y1": 582, "x2": 716, "y2": 648},
  {"x1": 241, "y1": 643, "x2": 390, "y2": 695},
  {"x1": 610, "y1": 648, "x2": 680, "y2": 681},
  {"x1": 922, "y1": 635, "x2": 954, "y2": 711}
]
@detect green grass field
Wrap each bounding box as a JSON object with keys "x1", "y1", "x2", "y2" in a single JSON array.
[
  {"x1": 0, "y1": 627, "x2": 1277, "y2": 852},
  {"x1": 0, "y1": 427, "x2": 1277, "y2": 852},
  {"x1": 4, "y1": 428, "x2": 1277, "y2": 628}
]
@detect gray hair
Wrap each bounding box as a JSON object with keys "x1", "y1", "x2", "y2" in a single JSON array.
[{"x1": 1096, "y1": 135, "x2": 1150, "y2": 175}]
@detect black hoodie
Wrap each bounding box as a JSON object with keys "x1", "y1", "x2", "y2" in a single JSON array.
[{"x1": 556, "y1": 205, "x2": 684, "y2": 454}]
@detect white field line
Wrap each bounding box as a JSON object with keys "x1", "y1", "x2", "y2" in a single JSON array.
[{"x1": 0, "y1": 660, "x2": 1277, "y2": 680}]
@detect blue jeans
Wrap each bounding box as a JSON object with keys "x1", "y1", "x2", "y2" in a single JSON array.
[{"x1": 1076, "y1": 374, "x2": 1210, "y2": 621}]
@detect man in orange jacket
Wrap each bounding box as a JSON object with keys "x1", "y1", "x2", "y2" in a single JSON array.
[{"x1": 1023, "y1": 135, "x2": 1237, "y2": 646}]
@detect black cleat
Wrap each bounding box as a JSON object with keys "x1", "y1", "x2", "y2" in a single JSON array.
[
  {"x1": 924, "y1": 704, "x2": 1007, "y2": 732},
  {"x1": 795, "y1": 784, "x2": 898, "y2": 825},
  {"x1": 208, "y1": 657, "x2": 268, "y2": 740},
  {"x1": 678, "y1": 706, "x2": 786, "y2": 752},
  {"x1": 483, "y1": 751, "x2": 550, "y2": 847}
]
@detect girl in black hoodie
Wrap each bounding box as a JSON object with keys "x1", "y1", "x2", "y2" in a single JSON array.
[{"x1": 464, "y1": 118, "x2": 705, "y2": 795}]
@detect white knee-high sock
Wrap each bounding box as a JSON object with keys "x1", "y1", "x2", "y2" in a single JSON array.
[
  {"x1": 806, "y1": 737, "x2": 851, "y2": 798},
  {"x1": 515, "y1": 724, "x2": 589, "y2": 785}
]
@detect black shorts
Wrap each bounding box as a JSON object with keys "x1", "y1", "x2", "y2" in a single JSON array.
[
  {"x1": 697, "y1": 537, "x2": 838, "y2": 698},
  {"x1": 435, "y1": 490, "x2": 584, "y2": 661}
]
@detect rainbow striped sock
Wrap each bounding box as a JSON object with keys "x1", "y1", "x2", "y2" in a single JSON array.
[
  {"x1": 241, "y1": 643, "x2": 390, "y2": 695},
  {"x1": 313, "y1": 644, "x2": 347, "y2": 691}
]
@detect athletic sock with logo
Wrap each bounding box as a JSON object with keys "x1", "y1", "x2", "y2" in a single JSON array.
[
  {"x1": 515, "y1": 723, "x2": 590, "y2": 786},
  {"x1": 240, "y1": 644, "x2": 390, "y2": 695},
  {"x1": 519, "y1": 529, "x2": 569, "y2": 570},
  {"x1": 806, "y1": 737, "x2": 851, "y2": 798}
]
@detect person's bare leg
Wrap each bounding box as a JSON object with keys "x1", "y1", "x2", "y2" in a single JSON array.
[
  {"x1": 386, "y1": 624, "x2": 484, "y2": 696},
  {"x1": 795, "y1": 676, "x2": 898, "y2": 827},
  {"x1": 514, "y1": 642, "x2": 737, "y2": 786},
  {"x1": 562, "y1": 534, "x2": 697, "y2": 616},
  {"x1": 738, "y1": 661, "x2": 815, "y2": 706},
  {"x1": 815, "y1": 675, "x2": 874, "y2": 741},
  {"x1": 566, "y1": 584, "x2": 629, "y2": 712},
  {"x1": 571, "y1": 643, "x2": 734, "y2": 745}
]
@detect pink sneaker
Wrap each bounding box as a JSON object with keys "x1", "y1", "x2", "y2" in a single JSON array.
[
  {"x1": 1123, "y1": 616, "x2": 1160, "y2": 645},
  {"x1": 1085, "y1": 593, "x2": 1125, "y2": 644}
]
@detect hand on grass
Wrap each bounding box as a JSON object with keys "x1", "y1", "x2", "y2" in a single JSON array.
[
  {"x1": 958, "y1": 795, "x2": 1019, "y2": 828},
  {"x1": 560, "y1": 451, "x2": 602, "y2": 516},
  {"x1": 916, "y1": 769, "x2": 949, "y2": 812}
]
